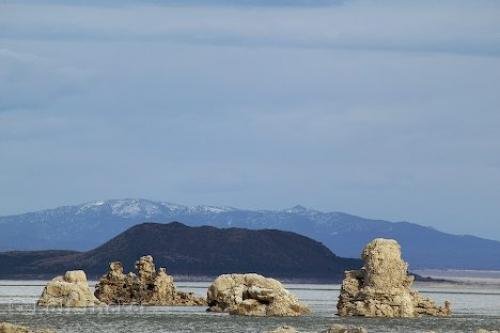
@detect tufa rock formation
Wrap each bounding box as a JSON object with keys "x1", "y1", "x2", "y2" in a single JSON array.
[
  {"x1": 0, "y1": 323, "x2": 54, "y2": 333},
  {"x1": 94, "y1": 255, "x2": 205, "y2": 306},
  {"x1": 207, "y1": 273, "x2": 310, "y2": 316},
  {"x1": 37, "y1": 270, "x2": 103, "y2": 307},
  {"x1": 337, "y1": 238, "x2": 451, "y2": 318}
]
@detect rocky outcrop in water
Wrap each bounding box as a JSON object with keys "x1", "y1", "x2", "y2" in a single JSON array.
[
  {"x1": 94, "y1": 255, "x2": 205, "y2": 306},
  {"x1": 337, "y1": 238, "x2": 451, "y2": 318},
  {"x1": 37, "y1": 270, "x2": 103, "y2": 307},
  {"x1": 0, "y1": 323, "x2": 54, "y2": 333},
  {"x1": 207, "y1": 273, "x2": 310, "y2": 316}
]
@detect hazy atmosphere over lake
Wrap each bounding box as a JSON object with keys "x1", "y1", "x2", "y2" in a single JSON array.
[{"x1": 1, "y1": 0, "x2": 500, "y2": 239}]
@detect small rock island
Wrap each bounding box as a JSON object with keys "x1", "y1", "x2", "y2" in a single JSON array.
[
  {"x1": 37, "y1": 270, "x2": 103, "y2": 307},
  {"x1": 94, "y1": 255, "x2": 206, "y2": 306},
  {"x1": 337, "y1": 238, "x2": 451, "y2": 317},
  {"x1": 207, "y1": 273, "x2": 310, "y2": 316}
]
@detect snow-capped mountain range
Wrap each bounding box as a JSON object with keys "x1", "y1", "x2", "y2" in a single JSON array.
[
  {"x1": 76, "y1": 199, "x2": 236, "y2": 218},
  {"x1": 1, "y1": 198, "x2": 500, "y2": 270}
]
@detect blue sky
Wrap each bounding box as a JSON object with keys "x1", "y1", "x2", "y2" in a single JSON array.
[{"x1": 0, "y1": 0, "x2": 499, "y2": 239}]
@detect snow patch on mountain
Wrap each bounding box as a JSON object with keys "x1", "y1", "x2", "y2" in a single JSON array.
[
  {"x1": 72, "y1": 198, "x2": 236, "y2": 219},
  {"x1": 76, "y1": 200, "x2": 105, "y2": 214},
  {"x1": 191, "y1": 205, "x2": 235, "y2": 214},
  {"x1": 109, "y1": 199, "x2": 160, "y2": 218}
]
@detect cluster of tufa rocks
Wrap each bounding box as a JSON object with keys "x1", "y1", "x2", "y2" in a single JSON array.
[
  {"x1": 34, "y1": 237, "x2": 454, "y2": 323},
  {"x1": 337, "y1": 238, "x2": 451, "y2": 318},
  {"x1": 37, "y1": 270, "x2": 103, "y2": 307},
  {"x1": 207, "y1": 273, "x2": 310, "y2": 316},
  {"x1": 0, "y1": 322, "x2": 53, "y2": 333},
  {"x1": 94, "y1": 255, "x2": 206, "y2": 306}
]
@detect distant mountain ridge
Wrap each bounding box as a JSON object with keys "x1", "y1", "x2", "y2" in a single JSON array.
[
  {"x1": 0, "y1": 222, "x2": 361, "y2": 281},
  {"x1": 1, "y1": 198, "x2": 500, "y2": 270}
]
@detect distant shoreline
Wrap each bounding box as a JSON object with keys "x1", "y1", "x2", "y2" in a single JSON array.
[
  {"x1": 0, "y1": 273, "x2": 453, "y2": 285},
  {"x1": 414, "y1": 269, "x2": 500, "y2": 286},
  {"x1": 0, "y1": 275, "x2": 345, "y2": 284}
]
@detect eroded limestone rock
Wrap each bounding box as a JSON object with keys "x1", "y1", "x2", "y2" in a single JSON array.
[
  {"x1": 337, "y1": 238, "x2": 451, "y2": 318},
  {"x1": 207, "y1": 273, "x2": 310, "y2": 316},
  {"x1": 0, "y1": 322, "x2": 54, "y2": 333},
  {"x1": 37, "y1": 270, "x2": 103, "y2": 307},
  {"x1": 94, "y1": 255, "x2": 206, "y2": 306}
]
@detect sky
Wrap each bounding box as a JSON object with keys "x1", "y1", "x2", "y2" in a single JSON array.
[{"x1": 0, "y1": 0, "x2": 499, "y2": 239}]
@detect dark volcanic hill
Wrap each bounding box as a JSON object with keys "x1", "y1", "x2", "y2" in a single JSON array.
[{"x1": 0, "y1": 222, "x2": 361, "y2": 281}]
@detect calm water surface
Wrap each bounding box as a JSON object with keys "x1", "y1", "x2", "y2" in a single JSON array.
[{"x1": 0, "y1": 281, "x2": 499, "y2": 332}]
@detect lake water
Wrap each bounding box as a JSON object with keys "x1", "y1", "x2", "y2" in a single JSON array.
[{"x1": 0, "y1": 280, "x2": 499, "y2": 332}]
